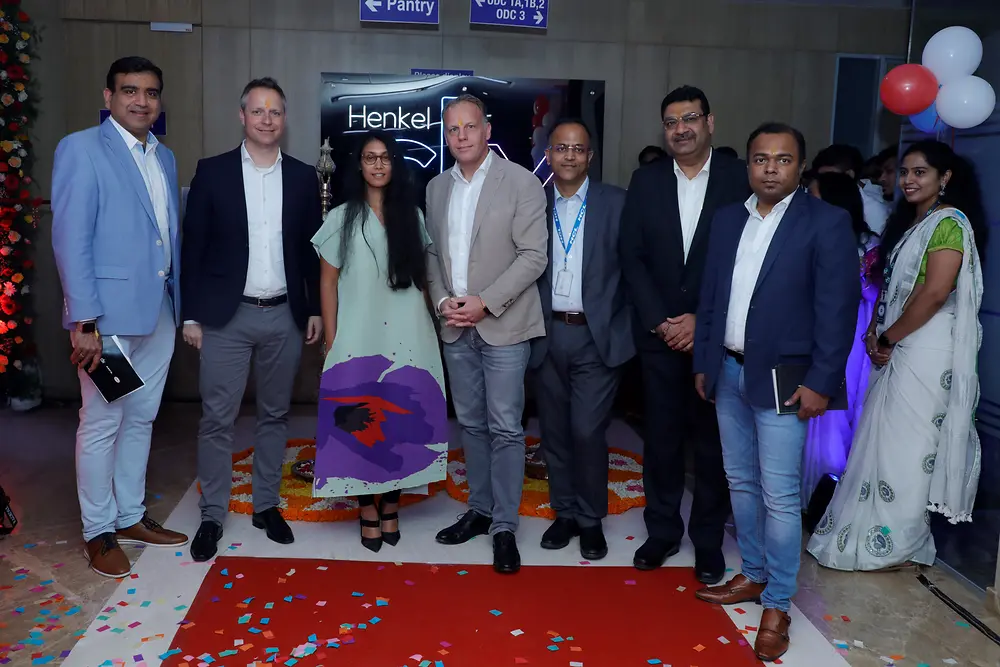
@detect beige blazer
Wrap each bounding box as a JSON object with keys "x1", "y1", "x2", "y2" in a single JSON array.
[{"x1": 425, "y1": 153, "x2": 548, "y2": 346}]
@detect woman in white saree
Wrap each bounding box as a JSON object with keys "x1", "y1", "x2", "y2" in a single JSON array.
[{"x1": 808, "y1": 140, "x2": 987, "y2": 571}]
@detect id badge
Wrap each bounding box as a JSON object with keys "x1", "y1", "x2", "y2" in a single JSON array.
[{"x1": 554, "y1": 269, "x2": 573, "y2": 297}]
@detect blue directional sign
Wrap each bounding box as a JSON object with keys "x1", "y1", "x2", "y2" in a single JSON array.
[
  {"x1": 360, "y1": 0, "x2": 439, "y2": 24},
  {"x1": 470, "y1": 0, "x2": 548, "y2": 29}
]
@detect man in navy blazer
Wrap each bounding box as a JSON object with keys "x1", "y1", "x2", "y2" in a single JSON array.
[
  {"x1": 52, "y1": 57, "x2": 189, "y2": 578},
  {"x1": 528, "y1": 119, "x2": 634, "y2": 560},
  {"x1": 692, "y1": 123, "x2": 858, "y2": 662},
  {"x1": 181, "y1": 78, "x2": 323, "y2": 561}
]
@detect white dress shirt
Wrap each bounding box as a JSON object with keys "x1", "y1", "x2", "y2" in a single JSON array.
[
  {"x1": 446, "y1": 150, "x2": 494, "y2": 300},
  {"x1": 675, "y1": 149, "x2": 712, "y2": 261},
  {"x1": 859, "y1": 180, "x2": 890, "y2": 236},
  {"x1": 724, "y1": 190, "x2": 797, "y2": 352},
  {"x1": 551, "y1": 177, "x2": 588, "y2": 313},
  {"x1": 241, "y1": 142, "x2": 286, "y2": 299},
  {"x1": 109, "y1": 117, "x2": 171, "y2": 272}
]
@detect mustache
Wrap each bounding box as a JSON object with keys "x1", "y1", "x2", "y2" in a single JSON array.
[{"x1": 673, "y1": 133, "x2": 695, "y2": 141}]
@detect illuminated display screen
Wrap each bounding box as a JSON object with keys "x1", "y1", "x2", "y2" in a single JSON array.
[{"x1": 320, "y1": 72, "x2": 606, "y2": 206}]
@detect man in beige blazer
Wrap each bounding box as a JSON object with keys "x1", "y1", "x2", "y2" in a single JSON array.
[{"x1": 424, "y1": 94, "x2": 548, "y2": 574}]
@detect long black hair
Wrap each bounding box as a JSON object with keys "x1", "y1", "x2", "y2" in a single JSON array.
[
  {"x1": 811, "y1": 171, "x2": 875, "y2": 249},
  {"x1": 873, "y1": 140, "x2": 988, "y2": 286},
  {"x1": 338, "y1": 130, "x2": 427, "y2": 291}
]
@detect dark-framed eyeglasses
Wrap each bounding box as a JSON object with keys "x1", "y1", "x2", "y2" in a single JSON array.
[
  {"x1": 362, "y1": 153, "x2": 391, "y2": 166},
  {"x1": 662, "y1": 112, "x2": 706, "y2": 130}
]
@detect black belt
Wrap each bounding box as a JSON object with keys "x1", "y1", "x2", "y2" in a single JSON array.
[
  {"x1": 242, "y1": 294, "x2": 288, "y2": 308},
  {"x1": 725, "y1": 348, "x2": 745, "y2": 365},
  {"x1": 552, "y1": 311, "x2": 587, "y2": 326}
]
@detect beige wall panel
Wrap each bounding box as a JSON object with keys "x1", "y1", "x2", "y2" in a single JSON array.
[
  {"x1": 790, "y1": 51, "x2": 837, "y2": 163},
  {"x1": 667, "y1": 46, "x2": 794, "y2": 158},
  {"x1": 835, "y1": 7, "x2": 910, "y2": 57},
  {"x1": 620, "y1": 43, "x2": 670, "y2": 180},
  {"x1": 202, "y1": 27, "x2": 251, "y2": 159},
  {"x1": 442, "y1": 36, "x2": 626, "y2": 185},
  {"x1": 628, "y1": 0, "x2": 838, "y2": 52},
  {"x1": 248, "y1": 28, "x2": 443, "y2": 166},
  {"x1": 436, "y1": 0, "x2": 627, "y2": 43},
  {"x1": 249, "y1": 0, "x2": 336, "y2": 32},
  {"x1": 59, "y1": 0, "x2": 200, "y2": 23},
  {"x1": 203, "y1": 0, "x2": 250, "y2": 27}
]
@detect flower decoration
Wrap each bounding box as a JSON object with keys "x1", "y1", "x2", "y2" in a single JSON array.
[
  {"x1": 0, "y1": 1, "x2": 41, "y2": 404},
  {"x1": 313, "y1": 354, "x2": 448, "y2": 495}
]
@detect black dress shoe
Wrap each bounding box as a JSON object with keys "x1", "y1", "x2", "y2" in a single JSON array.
[
  {"x1": 493, "y1": 531, "x2": 521, "y2": 574},
  {"x1": 435, "y1": 510, "x2": 492, "y2": 545},
  {"x1": 252, "y1": 507, "x2": 294, "y2": 545},
  {"x1": 190, "y1": 521, "x2": 223, "y2": 562},
  {"x1": 695, "y1": 549, "x2": 727, "y2": 585},
  {"x1": 540, "y1": 518, "x2": 580, "y2": 550},
  {"x1": 579, "y1": 525, "x2": 608, "y2": 560},
  {"x1": 633, "y1": 538, "x2": 680, "y2": 570}
]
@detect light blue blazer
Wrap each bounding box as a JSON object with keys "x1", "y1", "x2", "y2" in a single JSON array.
[{"x1": 51, "y1": 118, "x2": 181, "y2": 335}]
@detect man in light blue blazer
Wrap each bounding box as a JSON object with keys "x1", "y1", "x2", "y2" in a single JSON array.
[{"x1": 51, "y1": 56, "x2": 189, "y2": 579}]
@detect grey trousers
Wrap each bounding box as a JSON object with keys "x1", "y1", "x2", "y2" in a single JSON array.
[
  {"x1": 197, "y1": 302, "x2": 303, "y2": 525},
  {"x1": 535, "y1": 321, "x2": 621, "y2": 527},
  {"x1": 442, "y1": 329, "x2": 530, "y2": 535}
]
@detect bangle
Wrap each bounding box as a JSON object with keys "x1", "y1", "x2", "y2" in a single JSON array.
[{"x1": 862, "y1": 332, "x2": 876, "y2": 341}]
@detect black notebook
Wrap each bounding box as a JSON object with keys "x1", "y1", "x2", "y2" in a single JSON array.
[
  {"x1": 86, "y1": 336, "x2": 144, "y2": 403},
  {"x1": 771, "y1": 364, "x2": 848, "y2": 415}
]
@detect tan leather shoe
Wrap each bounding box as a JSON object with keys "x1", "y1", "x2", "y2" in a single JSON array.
[
  {"x1": 117, "y1": 513, "x2": 189, "y2": 547},
  {"x1": 754, "y1": 608, "x2": 791, "y2": 661},
  {"x1": 694, "y1": 573, "x2": 766, "y2": 605},
  {"x1": 84, "y1": 533, "x2": 132, "y2": 578}
]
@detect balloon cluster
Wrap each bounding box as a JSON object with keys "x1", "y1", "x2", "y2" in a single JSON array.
[{"x1": 879, "y1": 26, "x2": 996, "y2": 133}]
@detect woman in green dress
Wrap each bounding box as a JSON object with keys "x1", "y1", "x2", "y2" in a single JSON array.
[{"x1": 311, "y1": 130, "x2": 448, "y2": 552}]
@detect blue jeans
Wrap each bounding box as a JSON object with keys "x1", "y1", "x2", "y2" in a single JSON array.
[
  {"x1": 442, "y1": 329, "x2": 530, "y2": 534},
  {"x1": 714, "y1": 356, "x2": 807, "y2": 612}
]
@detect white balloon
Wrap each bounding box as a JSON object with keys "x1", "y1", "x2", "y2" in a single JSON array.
[
  {"x1": 922, "y1": 26, "x2": 983, "y2": 85},
  {"x1": 936, "y1": 75, "x2": 996, "y2": 129}
]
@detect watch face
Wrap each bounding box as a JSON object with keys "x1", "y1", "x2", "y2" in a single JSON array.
[{"x1": 80, "y1": 322, "x2": 97, "y2": 334}]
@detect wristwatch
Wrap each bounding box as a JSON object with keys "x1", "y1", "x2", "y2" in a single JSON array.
[
  {"x1": 877, "y1": 333, "x2": 895, "y2": 348},
  {"x1": 77, "y1": 320, "x2": 99, "y2": 337}
]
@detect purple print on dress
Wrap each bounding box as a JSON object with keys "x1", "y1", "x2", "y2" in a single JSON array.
[{"x1": 313, "y1": 354, "x2": 448, "y2": 495}]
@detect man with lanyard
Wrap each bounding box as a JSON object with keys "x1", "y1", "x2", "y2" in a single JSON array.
[{"x1": 529, "y1": 118, "x2": 633, "y2": 559}]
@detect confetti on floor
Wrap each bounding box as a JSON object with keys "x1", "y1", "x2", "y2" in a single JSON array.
[{"x1": 156, "y1": 557, "x2": 759, "y2": 666}]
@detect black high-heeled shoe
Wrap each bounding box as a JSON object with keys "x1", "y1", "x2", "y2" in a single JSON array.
[
  {"x1": 359, "y1": 506, "x2": 382, "y2": 553},
  {"x1": 379, "y1": 496, "x2": 401, "y2": 547}
]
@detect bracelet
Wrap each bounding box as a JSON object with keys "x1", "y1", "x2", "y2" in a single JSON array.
[{"x1": 862, "y1": 332, "x2": 876, "y2": 341}]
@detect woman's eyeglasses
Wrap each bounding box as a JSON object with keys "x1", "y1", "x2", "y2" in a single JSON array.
[{"x1": 362, "y1": 153, "x2": 391, "y2": 166}]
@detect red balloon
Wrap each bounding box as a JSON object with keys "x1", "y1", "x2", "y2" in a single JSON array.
[
  {"x1": 534, "y1": 95, "x2": 550, "y2": 116},
  {"x1": 880, "y1": 64, "x2": 939, "y2": 116}
]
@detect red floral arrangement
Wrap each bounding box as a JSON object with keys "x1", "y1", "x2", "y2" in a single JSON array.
[{"x1": 0, "y1": 0, "x2": 42, "y2": 400}]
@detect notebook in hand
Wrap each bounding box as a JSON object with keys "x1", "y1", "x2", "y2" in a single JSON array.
[
  {"x1": 86, "y1": 335, "x2": 145, "y2": 403},
  {"x1": 771, "y1": 363, "x2": 847, "y2": 415}
]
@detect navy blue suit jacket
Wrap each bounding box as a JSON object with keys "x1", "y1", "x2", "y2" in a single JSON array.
[
  {"x1": 180, "y1": 148, "x2": 322, "y2": 331},
  {"x1": 693, "y1": 190, "x2": 860, "y2": 409}
]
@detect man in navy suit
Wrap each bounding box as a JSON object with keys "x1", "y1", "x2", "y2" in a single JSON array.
[
  {"x1": 692, "y1": 123, "x2": 858, "y2": 662},
  {"x1": 181, "y1": 77, "x2": 323, "y2": 561},
  {"x1": 52, "y1": 56, "x2": 189, "y2": 578},
  {"x1": 529, "y1": 119, "x2": 634, "y2": 560}
]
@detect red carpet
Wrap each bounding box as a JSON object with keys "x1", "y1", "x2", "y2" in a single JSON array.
[{"x1": 162, "y1": 557, "x2": 762, "y2": 667}]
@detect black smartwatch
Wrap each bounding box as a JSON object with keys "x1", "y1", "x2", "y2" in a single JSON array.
[
  {"x1": 78, "y1": 321, "x2": 97, "y2": 334},
  {"x1": 877, "y1": 333, "x2": 894, "y2": 348}
]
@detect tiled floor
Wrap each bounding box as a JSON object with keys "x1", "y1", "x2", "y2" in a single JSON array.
[{"x1": 3, "y1": 403, "x2": 1000, "y2": 666}]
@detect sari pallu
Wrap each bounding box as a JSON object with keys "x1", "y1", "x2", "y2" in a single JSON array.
[{"x1": 807, "y1": 207, "x2": 982, "y2": 570}]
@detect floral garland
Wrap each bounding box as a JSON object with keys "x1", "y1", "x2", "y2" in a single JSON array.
[{"x1": 0, "y1": 1, "x2": 42, "y2": 404}]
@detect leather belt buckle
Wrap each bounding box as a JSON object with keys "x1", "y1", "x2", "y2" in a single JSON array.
[{"x1": 553, "y1": 311, "x2": 587, "y2": 326}]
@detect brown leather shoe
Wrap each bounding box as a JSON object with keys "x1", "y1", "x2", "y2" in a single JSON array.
[
  {"x1": 117, "y1": 513, "x2": 189, "y2": 547},
  {"x1": 754, "y1": 608, "x2": 791, "y2": 661},
  {"x1": 694, "y1": 573, "x2": 766, "y2": 605},
  {"x1": 84, "y1": 533, "x2": 132, "y2": 578}
]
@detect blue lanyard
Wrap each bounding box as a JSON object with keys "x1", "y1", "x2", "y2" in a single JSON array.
[{"x1": 553, "y1": 195, "x2": 587, "y2": 268}]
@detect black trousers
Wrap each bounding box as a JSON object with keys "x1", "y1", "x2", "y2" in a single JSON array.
[{"x1": 639, "y1": 348, "x2": 730, "y2": 552}]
